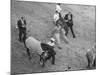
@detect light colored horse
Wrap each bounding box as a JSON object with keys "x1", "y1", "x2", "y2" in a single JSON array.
[
  {"x1": 86, "y1": 45, "x2": 96, "y2": 68},
  {"x1": 25, "y1": 36, "x2": 43, "y2": 55},
  {"x1": 23, "y1": 36, "x2": 56, "y2": 67}
]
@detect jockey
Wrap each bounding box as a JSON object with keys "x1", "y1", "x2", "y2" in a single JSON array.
[{"x1": 41, "y1": 37, "x2": 56, "y2": 61}]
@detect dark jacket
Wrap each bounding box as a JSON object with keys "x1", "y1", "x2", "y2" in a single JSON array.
[
  {"x1": 41, "y1": 43, "x2": 56, "y2": 55},
  {"x1": 64, "y1": 13, "x2": 73, "y2": 26},
  {"x1": 64, "y1": 14, "x2": 73, "y2": 21},
  {"x1": 17, "y1": 19, "x2": 26, "y2": 29}
]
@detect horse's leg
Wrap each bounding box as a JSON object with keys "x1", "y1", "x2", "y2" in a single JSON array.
[
  {"x1": 64, "y1": 25, "x2": 69, "y2": 37},
  {"x1": 26, "y1": 48, "x2": 31, "y2": 60},
  {"x1": 23, "y1": 32, "x2": 27, "y2": 43},
  {"x1": 51, "y1": 55, "x2": 55, "y2": 65},
  {"x1": 60, "y1": 29, "x2": 68, "y2": 44},
  {"x1": 39, "y1": 52, "x2": 46, "y2": 67},
  {"x1": 93, "y1": 57, "x2": 96, "y2": 67},
  {"x1": 55, "y1": 33, "x2": 62, "y2": 49},
  {"x1": 23, "y1": 41, "x2": 31, "y2": 60},
  {"x1": 86, "y1": 54, "x2": 91, "y2": 68}
]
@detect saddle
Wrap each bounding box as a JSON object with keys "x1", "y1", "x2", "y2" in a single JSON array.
[
  {"x1": 41, "y1": 43, "x2": 56, "y2": 55},
  {"x1": 41, "y1": 43, "x2": 54, "y2": 51}
]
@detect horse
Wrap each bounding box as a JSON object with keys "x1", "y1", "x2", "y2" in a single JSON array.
[
  {"x1": 23, "y1": 36, "x2": 56, "y2": 67},
  {"x1": 86, "y1": 45, "x2": 96, "y2": 68}
]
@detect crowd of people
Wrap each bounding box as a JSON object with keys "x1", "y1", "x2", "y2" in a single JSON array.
[
  {"x1": 15, "y1": 3, "x2": 95, "y2": 68},
  {"x1": 16, "y1": 3, "x2": 76, "y2": 45},
  {"x1": 15, "y1": 3, "x2": 76, "y2": 67}
]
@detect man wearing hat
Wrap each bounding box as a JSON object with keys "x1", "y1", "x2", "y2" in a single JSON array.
[{"x1": 56, "y1": 3, "x2": 62, "y2": 17}]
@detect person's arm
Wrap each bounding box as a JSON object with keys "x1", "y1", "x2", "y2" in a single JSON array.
[
  {"x1": 24, "y1": 20, "x2": 26, "y2": 25},
  {"x1": 16, "y1": 20, "x2": 19, "y2": 29}
]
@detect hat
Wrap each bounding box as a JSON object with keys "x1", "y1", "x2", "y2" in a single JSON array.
[
  {"x1": 50, "y1": 38, "x2": 55, "y2": 42},
  {"x1": 57, "y1": 3, "x2": 61, "y2": 5}
]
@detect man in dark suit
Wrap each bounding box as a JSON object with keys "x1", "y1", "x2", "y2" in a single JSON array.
[
  {"x1": 16, "y1": 17, "x2": 27, "y2": 42},
  {"x1": 64, "y1": 12, "x2": 76, "y2": 38}
]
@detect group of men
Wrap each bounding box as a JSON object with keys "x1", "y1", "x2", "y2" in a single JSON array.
[
  {"x1": 15, "y1": 3, "x2": 77, "y2": 66},
  {"x1": 54, "y1": 3, "x2": 76, "y2": 38},
  {"x1": 16, "y1": 3, "x2": 76, "y2": 45}
]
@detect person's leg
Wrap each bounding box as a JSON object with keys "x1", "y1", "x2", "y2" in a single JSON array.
[
  {"x1": 70, "y1": 26, "x2": 76, "y2": 38},
  {"x1": 23, "y1": 40, "x2": 31, "y2": 60},
  {"x1": 55, "y1": 32, "x2": 62, "y2": 49},
  {"x1": 60, "y1": 29, "x2": 69, "y2": 44},
  {"x1": 26, "y1": 48, "x2": 31, "y2": 60},
  {"x1": 23, "y1": 28, "x2": 27, "y2": 42},
  {"x1": 64, "y1": 24, "x2": 69, "y2": 37},
  {"x1": 55, "y1": 32, "x2": 60, "y2": 45},
  {"x1": 18, "y1": 29, "x2": 23, "y2": 42}
]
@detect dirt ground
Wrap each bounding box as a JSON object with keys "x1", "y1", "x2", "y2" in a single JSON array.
[{"x1": 11, "y1": 0, "x2": 96, "y2": 74}]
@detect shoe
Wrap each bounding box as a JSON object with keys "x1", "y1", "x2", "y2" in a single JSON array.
[{"x1": 73, "y1": 36, "x2": 76, "y2": 38}]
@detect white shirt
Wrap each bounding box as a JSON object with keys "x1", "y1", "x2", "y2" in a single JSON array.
[
  {"x1": 54, "y1": 13, "x2": 59, "y2": 22},
  {"x1": 56, "y1": 5, "x2": 62, "y2": 13},
  {"x1": 47, "y1": 41, "x2": 55, "y2": 46},
  {"x1": 21, "y1": 19, "x2": 25, "y2": 27}
]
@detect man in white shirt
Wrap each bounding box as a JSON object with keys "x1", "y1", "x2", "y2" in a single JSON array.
[
  {"x1": 53, "y1": 11, "x2": 60, "y2": 26},
  {"x1": 56, "y1": 3, "x2": 62, "y2": 13}
]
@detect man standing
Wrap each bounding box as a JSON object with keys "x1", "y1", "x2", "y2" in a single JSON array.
[
  {"x1": 56, "y1": 3, "x2": 62, "y2": 17},
  {"x1": 64, "y1": 12, "x2": 76, "y2": 38},
  {"x1": 16, "y1": 17, "x2": 27, "y2": 42},
  {"x1": 53, "y1": 11, "x2": 60, "y2": 26}
]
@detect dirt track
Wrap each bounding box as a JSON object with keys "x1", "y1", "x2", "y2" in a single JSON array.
[{"x1": 11, "y1": 0, "x2": 96, "y2": 74}]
